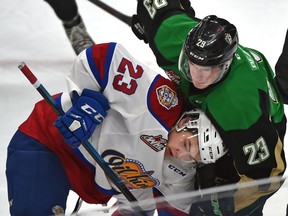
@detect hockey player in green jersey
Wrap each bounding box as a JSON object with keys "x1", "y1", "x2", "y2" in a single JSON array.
[{"x1": 132, "y1": 1, "x2": 286, "y2": 215}]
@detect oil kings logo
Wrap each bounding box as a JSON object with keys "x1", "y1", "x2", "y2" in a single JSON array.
[
  {"x1": 102, "y1": 150, "x2": 159, "y2": 189},
  {"x1": 140, "y1": 134, "x2": 167, "y2": 152},
  {"x1": 156, "y1": 85, "x2": 178, "y2": 110}
]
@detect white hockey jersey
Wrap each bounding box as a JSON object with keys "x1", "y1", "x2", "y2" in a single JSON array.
[{"x1": 59, "y1": 43, "x2": 196, "y2": 212}]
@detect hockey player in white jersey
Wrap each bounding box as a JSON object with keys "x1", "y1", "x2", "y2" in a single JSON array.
[{"x1": 6, "y1": 42, "x2": 226, "y2": 215}]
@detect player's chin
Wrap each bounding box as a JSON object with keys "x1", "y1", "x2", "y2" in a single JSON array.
[{"x1": 192, "y1": 81, "x2": 210, "y2": 89}]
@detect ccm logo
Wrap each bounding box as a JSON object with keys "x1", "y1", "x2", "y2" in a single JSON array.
[
  {"x1": 81, "y1": 104, "x2": 104, "y2": 123},
  {"x1": 168, "y1": 164, "x2": 186, "y2": 177}
]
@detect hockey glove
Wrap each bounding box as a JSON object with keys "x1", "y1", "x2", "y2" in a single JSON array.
[
  {"x1": 179, "y1": 0, "x2": 196, "y2": 17},
  {"x1": 131, "y1": 15, "x2": 148, "y2": 43},
  {"x1": 132, "y1": 0, "x2": 196, "y2": 41},
  {"x1": 54, "y1": 89, "x2": 110, "y2": 148}
]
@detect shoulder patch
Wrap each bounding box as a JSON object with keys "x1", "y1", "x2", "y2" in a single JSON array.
[
  {"x1": 148, "y1": 75, "x2": 182, "y2": 130},
  {"x1": 156, "y1": 85, "x2": 178, "y2": 110}
]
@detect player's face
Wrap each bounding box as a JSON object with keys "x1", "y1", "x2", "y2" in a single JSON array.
[
  {"x1": 165, "y1": 117, "x2": 200, "y2": 162},
  {"x1": 188, "y1": 61, "x2": 222, "y2": 89}
]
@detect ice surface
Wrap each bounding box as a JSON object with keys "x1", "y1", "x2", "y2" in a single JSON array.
[{"x1": 1, "y1": 0, "x2": 288, "y2": 215}]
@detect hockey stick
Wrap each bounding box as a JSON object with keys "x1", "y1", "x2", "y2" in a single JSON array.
[
  {"x1": 18, "y1": 62, "x2": 146, "y2": 215},
  {"x1": 87, "y1": 0, "x2": 132, "y2": 26}
]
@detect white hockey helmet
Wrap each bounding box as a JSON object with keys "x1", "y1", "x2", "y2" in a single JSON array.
[{"x1": 174, "y1": 108, "x2": 227, "y2": 164}]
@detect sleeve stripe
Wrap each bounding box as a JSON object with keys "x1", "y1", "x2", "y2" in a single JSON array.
[
  {"x1": 104, "y1": 43, "x2": 117, "y2": 85},
  {"x1": 86, "y1": 46, "x2": 101, "y2": 85},
  {"x1": 85, "y1": 43, "x2": 117, "y2": 91}
]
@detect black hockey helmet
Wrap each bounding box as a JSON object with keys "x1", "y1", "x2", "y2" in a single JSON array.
[
  {"x1": 178, "y1": 15, "x2": 238, "y2": 83},
  {"x1": 184, "y1": 15, "x2": 238, "y2": 66}
]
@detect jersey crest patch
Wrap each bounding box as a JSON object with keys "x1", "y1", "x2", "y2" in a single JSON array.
[
  {"x1": 156, "y1": 85, "x2": 178, "y2": 110},
  {"x1": 140, "y1": 134, "x2": 167, "y2": 152}
]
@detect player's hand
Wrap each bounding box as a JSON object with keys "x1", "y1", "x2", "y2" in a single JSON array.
[{"x1": 54, "y1": 89, "x2": 110, "y2": 148}]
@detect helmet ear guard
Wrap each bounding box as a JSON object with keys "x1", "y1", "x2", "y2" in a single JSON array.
[{"x1": 174, "y1": 109, "x2": 227, "y2": 164}]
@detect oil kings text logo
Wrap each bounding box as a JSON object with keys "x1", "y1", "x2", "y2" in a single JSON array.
[
  {"x1": 140, "y1": 134, "x2": 167, "y2": 152},
  {"x1": 156, "y1": 85, "x2": 178, "y2": 110},
  {"x1": 102, "y1": 150, "x2": 159, "y2": 189}
]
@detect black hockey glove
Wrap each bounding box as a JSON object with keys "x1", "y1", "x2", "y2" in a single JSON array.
[
  {"x1": 179, "y1": 0, "x2": 196, "y2": 17},
  {"x1": 131, "y1": 15, "x2": 148, "y2": 43},
  {"x1": 132, "y1": 0, "x2": 196, "y2": 43}
]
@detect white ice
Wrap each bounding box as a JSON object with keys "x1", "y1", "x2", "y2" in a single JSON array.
[{"x1": 1, "y1": 0, "x2": 288, "y2": 215}]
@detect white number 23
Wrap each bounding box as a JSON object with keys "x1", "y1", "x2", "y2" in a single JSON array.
[{"x1": 243, "y1": 137, "x2": 270, "y2": 165}]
